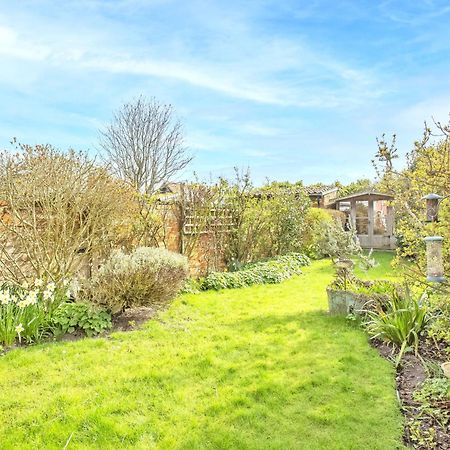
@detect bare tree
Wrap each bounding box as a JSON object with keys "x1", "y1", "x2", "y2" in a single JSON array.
[{"x1": 99, "y1": 96, "x2": 192, "y2": 194}]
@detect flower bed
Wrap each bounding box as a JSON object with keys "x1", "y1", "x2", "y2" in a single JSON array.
[
  {"x1": 0, "y1": 280, "x2": 69, "y2": 346},
  {"x1": 0, "y1": 279, "x2": 113, "y2": 348},
  {"x1": 339, "y1": 278, "x2": 450, "y2": 448}
]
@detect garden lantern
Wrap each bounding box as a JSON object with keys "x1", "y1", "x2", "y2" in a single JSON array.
[
  {"x1": 422, "y1": 193, "x2": 442, "y2": 222},
  {"x1": 423, "y1": 236, "x2": 446, "y2": 283}
]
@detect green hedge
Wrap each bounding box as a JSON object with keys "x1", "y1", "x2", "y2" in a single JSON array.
[{"x1": 200, "y1": 253, "x2": 310, "y2": 291}]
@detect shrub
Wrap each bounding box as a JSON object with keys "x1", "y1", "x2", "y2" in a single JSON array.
[
  {"x1": 88, "y1": 247, "x2": 189, "y2": 313},
  {"x1": 303, "y1": 208, "x2": 334, "y2": 259},
  {"x1": 426, "y1": 293, "x2": 450, "y2": 353},
  {"x1": 0, "y1": 142, "x2": 137, "y2": 285},
  {"x1": 200, "y1": 253, "x2": 310, "y2": 291},
  {"x1": 209, "y1": 173, "x2": 311, "y2": 266},
  {"x1": 0, "y1": 279, "x2": 69, "y2": 346},
  {"x1": 52, "y1": 302, "x2": 112, "y2": 337},
  {"x1": 319, "y1": 219, "x2": 362, "y2": 261},
  {"x1": 364, "y1": 289, "x2": 429, "y2": 365}
]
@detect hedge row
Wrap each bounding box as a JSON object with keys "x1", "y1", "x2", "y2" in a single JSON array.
[{"x1": 200, "y1": 253, "x2": 310, "y2": 291}]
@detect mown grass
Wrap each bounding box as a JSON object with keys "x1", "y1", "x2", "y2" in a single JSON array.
[
  {"x1": 0, "y1": 252, "x2": 404, "y2": 449},
  {"x1": 354, "y1": 250, "x2": 398, "y2": 280}
]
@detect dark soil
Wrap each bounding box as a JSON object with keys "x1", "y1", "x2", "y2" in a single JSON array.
[
  {"x1": 372, "y1": 339, "x2": 450, "y2": 449},
  {"x1": 112, "y1": 306, "x2": 162, "y2": 331}
]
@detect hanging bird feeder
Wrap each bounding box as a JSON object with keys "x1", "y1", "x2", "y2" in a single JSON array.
[
  {"x1": 423, "y1": 236, "x2": 446, "y2": 283},
  {"x1": 422, "y1": 193, "x2": 443, "y2": 223}
]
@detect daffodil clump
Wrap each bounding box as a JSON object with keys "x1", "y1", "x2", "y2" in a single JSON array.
[{"x1": 0, "y1": 279, "x2": 70, "y2": 346}]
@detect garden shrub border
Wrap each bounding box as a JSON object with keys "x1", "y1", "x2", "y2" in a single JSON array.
[{"x1": 200, "y1": 253, "x2": 310, "y2": 291}]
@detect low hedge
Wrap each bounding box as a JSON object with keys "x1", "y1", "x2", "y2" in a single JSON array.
[{"x1": 200, "y1": 253, "x2": 310, "y2": 291}]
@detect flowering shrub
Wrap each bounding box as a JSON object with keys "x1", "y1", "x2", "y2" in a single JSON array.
[
  {"x1": 0, "y1": 280, "x2": 69, "y2": 346},
  {"x1": 88, "y1": 247, "x2": 189, "y2": 313},
  {"x1": 200, "y1": 253, "x2": 310, "y2": 291}
]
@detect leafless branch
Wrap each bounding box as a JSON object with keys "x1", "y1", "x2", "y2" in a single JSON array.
[{"x1": 99, "y1": 96, "x2": 193, "y2": 194}]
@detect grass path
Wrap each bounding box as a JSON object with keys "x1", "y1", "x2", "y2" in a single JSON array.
[{"x1": 0, "y1": 254, "x2": 404, "y2": 449}]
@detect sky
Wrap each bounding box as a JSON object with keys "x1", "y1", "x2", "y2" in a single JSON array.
[{"x1": 1, "y1": 0, "x2": 450, "y2": 185}]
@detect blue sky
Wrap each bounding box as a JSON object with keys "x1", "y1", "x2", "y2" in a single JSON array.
[{"x1": 1, "y1": 0, "x2": 450, "y2": 184}]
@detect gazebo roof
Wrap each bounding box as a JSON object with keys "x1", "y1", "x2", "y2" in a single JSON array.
[{"x1": 335, "y1": 190, "x2": 394, "y2": 202}]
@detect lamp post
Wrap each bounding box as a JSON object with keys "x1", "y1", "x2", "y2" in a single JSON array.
[{"x1": 423, "y1": 193, "x2": 446, "y2": 283}]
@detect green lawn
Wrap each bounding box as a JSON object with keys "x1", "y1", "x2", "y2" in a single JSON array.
[{"x1": 0, "y1": 253, "x2": 404, "y2": 449}]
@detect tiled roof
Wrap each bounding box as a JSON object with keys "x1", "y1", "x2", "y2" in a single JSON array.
[{"x1": 305, "y1": 184, "x2": 338, "y2": 196}]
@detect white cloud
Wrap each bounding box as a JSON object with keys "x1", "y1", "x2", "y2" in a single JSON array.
[{"x1": 0, "y1": 8, "x2": 383, "y2": 110}]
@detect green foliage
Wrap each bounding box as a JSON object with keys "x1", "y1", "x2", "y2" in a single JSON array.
[
  {"x1": 408, "y1": 377, "x2": 450, "y2": 447},
  {"x1": 179, "y1": 278, "x2": 202, "y2": 295},
  {"x1": 352, "y1": 280, "x2": 397, "y2": 296},
  {"x1": 175, "y1": 172, "x2": 312, "y2": 272},
  {"x1": 0, "y1": 280, "x2": 69, "y2": 346},
  {"x1": 426, "y1": 293, "x2": 450, "y2": 352},
  {"x1": 88, "y1": 247, "x2": 189, "y2": 313},
  {"x1": 52, "y1": 302, "x2": 112, "y2": 337},
  {"x1": 365, "y1": 289, "x2": 429, "y2": 365},
  {"x1": 200, "y1": 253, "x2": 310, "y2": 290},
  {"x1": 337, "y1": 178, "x2": 373, "y2": 197},
  {"x1": 414, "y1": 377, "x2": 450, "y2": 404},
  {"x1": 224, "y1": 175, "x2": 311, "y2": 264},
  {"x1": 374, "y1": 122, "x2": 450, "y2": 277},
  {"x1": 319, "y1": 220, "x2": 362, "y2": 261},
  {"x1": 331, "y1": 273, "x2": 397, "y2": 297},
  {"x1": 302, "y1": 208, "x2": 334, "y2": 258}
]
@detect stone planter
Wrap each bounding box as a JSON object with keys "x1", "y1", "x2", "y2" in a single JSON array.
[
  {"x1": 442, "y1": 362, "x2": 450, "y2": 378},
  {"x1": 327, "y1": 288, "x2": 368, "y2": 316}
]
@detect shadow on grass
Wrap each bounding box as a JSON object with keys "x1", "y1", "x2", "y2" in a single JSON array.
[{"x1": 230, "y1": 309, "x2": 348, "y2": 334}]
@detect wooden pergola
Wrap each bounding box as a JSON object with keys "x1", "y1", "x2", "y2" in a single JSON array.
[{"x1": 335, "y1": 191, "x2": 396, "y2": 250}]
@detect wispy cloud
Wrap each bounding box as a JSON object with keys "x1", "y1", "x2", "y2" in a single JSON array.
[{"x1": 0, "y1": 6, "x2": 382, "y2": 110}]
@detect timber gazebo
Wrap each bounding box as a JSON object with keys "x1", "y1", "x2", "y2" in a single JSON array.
[{"x1": 335, "y1": 191, "x2": 396, "y2": 250}]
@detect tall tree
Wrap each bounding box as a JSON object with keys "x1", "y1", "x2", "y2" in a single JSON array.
[{"x1": 100, "y1": 96, "x2": 192, "y2": 194}]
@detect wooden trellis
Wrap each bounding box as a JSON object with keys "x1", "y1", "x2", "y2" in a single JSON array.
[{"x1": 182, "y1": 207, "x2": 235, "y2": 235}]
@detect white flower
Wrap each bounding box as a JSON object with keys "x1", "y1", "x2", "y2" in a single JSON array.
[
  {"x1": 43, "y1": 289, "x2": 53, "y2": 301},
  {"x1": 46, "y1": 282, "x2": 56, "y2": 292},
  {"x1": 34, "y1": 278, "x2": 44, "y2": 287},
  {"x1": 0, "y1": 291, "x2": 10, "y2": 305},
  {"x1": 15, "y1": 323, "x2": 24, "y2": 334},
  {"x1": 17, "y1": 299, "x2": 28, "y2": 308},
  {"x1": 24, "y1": 290, "x2": 38, "y2": 305},
  {"x1": 21, "y1": 281, "x2": 29, "y2": 290}
]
